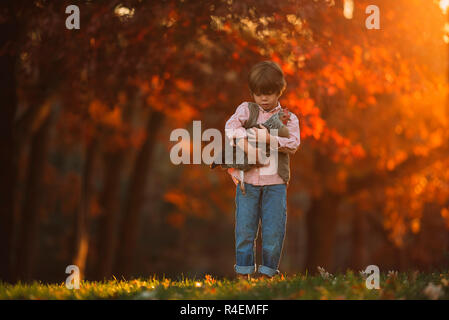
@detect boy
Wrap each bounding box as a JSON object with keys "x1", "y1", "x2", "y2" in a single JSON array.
[{"x1": 224, "y1": 61, "x2": 301, "y2": 280}]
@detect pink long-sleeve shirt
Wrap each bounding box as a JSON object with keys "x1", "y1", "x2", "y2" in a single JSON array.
[{"x1": 224, "y1": 101, "x2": 300, "y2": 186}]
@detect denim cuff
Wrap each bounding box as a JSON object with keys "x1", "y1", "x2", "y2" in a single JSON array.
[
  {"x1": 234, "y1": 264, "x2": 256, "y2": 274},
  {"x1": 258, "y1": 265, "x2": 279, "y2": 277}
]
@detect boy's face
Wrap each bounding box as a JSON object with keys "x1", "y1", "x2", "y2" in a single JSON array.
[{"x1": 251, "y1": 91, "x2": 281, "y2": 112}]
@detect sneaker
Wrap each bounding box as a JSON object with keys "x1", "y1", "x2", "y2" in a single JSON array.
[
  {"x1": 236, "y1": 273, "x2": 251, "y2": 281},
  {"x1": 257, "y1": 273, "x2": 273, "y2": 280}
]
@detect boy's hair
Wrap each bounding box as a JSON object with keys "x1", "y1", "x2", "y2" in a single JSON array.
[{"x1": 248, "y1": 61, "x2": 287, "y2": 96}]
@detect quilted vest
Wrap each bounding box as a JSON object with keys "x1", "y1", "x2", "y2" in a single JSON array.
[{"x1": 244, "y1": 102, "x2": 291, "y2": 186}]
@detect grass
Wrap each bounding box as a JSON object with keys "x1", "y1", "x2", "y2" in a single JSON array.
[{"x1": 1, "y1": 269, "x2": 449, "y2": 300}]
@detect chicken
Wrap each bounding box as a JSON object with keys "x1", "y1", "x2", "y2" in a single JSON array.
[{"x1": 210, "y1": 108, "x2": 291, "y2": 195}]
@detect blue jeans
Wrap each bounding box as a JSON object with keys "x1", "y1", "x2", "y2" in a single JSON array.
[{"x1": 234, "y1": 181, "x2": 287, "y2": 277}]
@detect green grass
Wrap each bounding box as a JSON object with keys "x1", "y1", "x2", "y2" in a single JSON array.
[{"x1": 1, "y1": 270, "x2": 449, "y2": 300}]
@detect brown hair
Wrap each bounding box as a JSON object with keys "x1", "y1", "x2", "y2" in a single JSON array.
[{"x1": 248, "y1": 61, "x2": 287, "y2": 96}]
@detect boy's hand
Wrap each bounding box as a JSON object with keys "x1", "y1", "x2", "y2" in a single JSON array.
[{"x1": 247, "y1": 125, "x2": 273, "y2": 145}]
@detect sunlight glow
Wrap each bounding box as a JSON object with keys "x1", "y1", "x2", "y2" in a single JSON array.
[
  {"x1": 343, "y1": 0, "x2": 354, "y2": 19},
  {"x1": 440, "y1": 0, "x2": 449, "y2": 14},
  {"x1": 444, "y1": 22, "x2": 449, "y2": 43},
  {"x1": 286, "y1": 14, "x2": 302, "y2": 27},
  {"x1": 114, "y1": 5, "x2": 135, "y2": 18}
]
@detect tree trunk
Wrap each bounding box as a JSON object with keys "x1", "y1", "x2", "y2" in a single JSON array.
[
  {"x1": 305, "y1": 192, "x2": 340, "y2": 274},
  {"x1": 95, "y1": 151, "x2": 124, "y2": 279},
  {"x1": 350, "y1": 211, "x2": 366, "y2": 271},
  {"x1": 115, "y1": 110, "x2": 164, "y2": 277},
  {"x1": 72, "y1": 139, "x2": 98, "y2": 280},
  {"x1": 304, "y1": 150, "x2": 341, "y2": 274},
  {"x1": 14, "y1": 111, "x2": 53, "y2": 281},
  {"x1": 0, "y1": 5, "x2": 19, "y2": 283}
]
